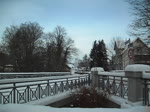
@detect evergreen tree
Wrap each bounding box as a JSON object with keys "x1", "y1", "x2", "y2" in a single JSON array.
[
  {"x1": 97, "y1": 40, "x2": 103, "y2": 67},
  {"x1": 90, "y1": 40, "x2": 108, "y2": 71},
  {"x1": 101, "y1": 40, "x2": 108, "y2": 71},
  {"x1": 90, "y1": 40, "x2": 97, "y2": 68}
]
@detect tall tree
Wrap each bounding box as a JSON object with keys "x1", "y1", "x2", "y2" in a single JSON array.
[
  {"x1": 108, "y1": 37, "x2": 125, "y2": 56},
  {"x1": 90, "y1": 40, "x2": 108, "y2": 71},
  {"x1": 127, "y1": 0, "x2": 150, "y2": 45},
  {"x1": 90, "y1": 40, "x2": 97, "y2": 68},
  {"x1": 100, "y1": 40, "x2": 108, "y2": 71},
  {"x1": 45, "y1": 26, "x2": 77, "y2": 71},
  {"x1": 2, "y1": 22, "x2": 43, "y2": 72},
  {"x1": 78, "y1": 54, "x2": 90, "y2": 71}
]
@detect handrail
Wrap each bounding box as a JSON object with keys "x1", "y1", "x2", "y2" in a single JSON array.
[
  {"x1": 0, "y1": 74, "x2": 91, "y2": 104},
  {"x1": 0, "y1": 72, "x2": 70, "y2": 75},
  {"x1": 0, "y1": 72, "x2": 71, "y2": 79},
  {"x1": 95, "y1": 72, "x2": 128, "y2": 99},
  {"x1": 0, "y1": 74, "x2": 87, "y2": 85},
  {"x1": 97, "y1": 72, "x2": 125, "y2": 77}
]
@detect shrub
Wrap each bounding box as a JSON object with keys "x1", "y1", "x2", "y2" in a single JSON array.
[{"x1": 70, "y1": 87, "x2": 109, "y2": 108}]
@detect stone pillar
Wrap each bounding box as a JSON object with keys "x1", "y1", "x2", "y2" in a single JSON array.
[
  {"x1": 91, "y1": 71, "x2": 99, "y2": 87},
  {"x1": 91, "y1": 67, "x2": 104, "y2": 88},
  {"x1": 125, "y1": 64, "x2": 150, "y2": 102}
]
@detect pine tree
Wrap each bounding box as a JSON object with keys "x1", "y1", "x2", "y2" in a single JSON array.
[
  {"x1": 101, "y1": 40, "x2": 108, "y2": 71},
  {"x1": 90, "y1": 40, "x2": 97, "y2": 68},
  {"x1": 90, "y1": 40, "x2": 108, "y2": 71},
  {"x1": 96, "y1": 41, "x2": 102, "y2": 67}
]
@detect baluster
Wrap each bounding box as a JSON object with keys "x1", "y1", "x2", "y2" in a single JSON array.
[
  {"x1": 54, "y1": 82, "x2": 57, "y2": 94},
  {"x1": 38, "y1": 84, "x2": 41, "y2": 99},
  {"x1": 143, "y1": 79, "x2": 148, "y2": 105},
  {"x1": 27, "y1": 86, "x2": 30, "y2": 102},
  {"x1": 60, "y1": 81, "x2": 64, "y2": 92},
  {"x1": 71, "y1": 80, "x2": 73, "y2": 90},
  {"x1": 97, "y1": 75, "x2": 100, "y2": 89},
  {"x1": 78, "y1": 76, "x2": 80, "y2": 87},
  {"x1": 102, "y1": 76, "x2": 105, "y2": 90},
  {"x1": 13, "y1": 83, "x2": 16, "y2": 103},
  {"x1": 0, "y1": 92, "x2": 3, "y2": 104},
  {"x1": 112, "y1": 76, "x2": 116, "y2": 95},
  {"x1": 120, "y1": 77, "x2": 123, "y2": 97},
  {"x1": 107, "y1": 76, "x2": 110, "y2": 94},
  {"x1": 47, "y1": 80, "x2": 49, "y2": 96}
]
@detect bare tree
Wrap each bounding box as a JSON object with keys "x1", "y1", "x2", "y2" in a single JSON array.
[
  {"x1": 127, "y1": 0, "x2": 150, "y2": 44},
  {"x1": 2, "y1": 22, "x2": 43, "y2": 71},
  {"x1": 46, "y1": 26, "x2": 77, "y2": 71},
  {"x1": 107, "y1": 37, "x2": 125, "y2": 57},
  {"x1": 78, "y1": 54, "x2": 90, "y2": 71}
]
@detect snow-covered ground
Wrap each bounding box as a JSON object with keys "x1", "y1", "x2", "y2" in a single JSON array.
[
  {"x1": 0, "y1": 104, "x2": 149, "y2": 112},
  {"x1": 27, "y1": 91, "x2": 71, "y2": 105}
]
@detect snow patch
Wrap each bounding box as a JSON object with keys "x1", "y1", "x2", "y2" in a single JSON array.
[
  {"x1": 98, "y1": 72, "x2": 125, "y2": 77},
  {"x1": 91, "y1": 67, "x2": 104, "y2": 74},
  {"x1": 108, "y1": 95, "x2": 127, "y2": 107},
  {"x1": 125, "y1": 64, "x2": 150, "y2": 72},
  {"x1": 143, "y1": 71, "x2": 150, "y2": 79},
  {"x1": 27, "y1": 91, "x2": 71, "y2": 106},
  {"x1": 0, "y1": 104, "x2": 149, "y2": 112}
]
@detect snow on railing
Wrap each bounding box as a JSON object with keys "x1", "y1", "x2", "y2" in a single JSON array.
[
  {"x1": 0, "y1": 74, "x2": 91, "y2": 104},
  {"x1": 143, "y1": 71, "x2": 150, "y2": 79},
  {"x1": 0, "y1": 72, "x2": 70, "y2": 79}
]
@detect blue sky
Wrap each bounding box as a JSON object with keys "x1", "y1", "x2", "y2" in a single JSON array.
[{"x1": 0, "y1": 0, "x2": 132, "y2": 58}]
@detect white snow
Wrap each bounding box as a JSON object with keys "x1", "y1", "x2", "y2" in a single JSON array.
[
  {"x1": 0, "y1": 74, "x2": 82, "y2": 85},
  {"x1": 143, "y1": 71, "x2": 150, "y2": 79},
  {"x1": 125, "y1": 64, "x2": 150, "y2": 72},
  {"x1": 97, "y1": 72, "x2": 125, "y2": 77},
  {"x1": 0, "y1": 104, "x2": 149, "y2": 112},
  {"x1": 91, "y1": 67, "x2": 104, "y2": 73},
  {"x1": 108, "y1": 95, "x2": 144, "y2": 109},
  {"x1": 27, "y1": 91, "x2": 71, "y2": 105},
  {"x1": 108, "y1": 95, "x2": 128, "y2": 106}
]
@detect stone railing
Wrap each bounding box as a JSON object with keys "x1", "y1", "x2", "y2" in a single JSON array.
[{"x1": 91, "y1": 64, "x2": 150, "y2": 106}]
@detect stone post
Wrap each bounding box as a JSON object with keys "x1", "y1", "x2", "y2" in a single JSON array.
[
  {"x1": 91, "y1": 67, "x2": 104, "y2": 88},
  {"x1": 125, "y1": 64, "x2": 150, "y2": 102}
]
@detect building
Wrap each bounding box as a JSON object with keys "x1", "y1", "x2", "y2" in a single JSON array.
[
  {"x1": 112, "y1": 38, "x2": 150, "y2": 70},
  {"x1": 122, "y1": 38, "x2": 150, "y2": 69},
  {"x1": 112, "y1": 42, "x2": 124, "y2": 70}
]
